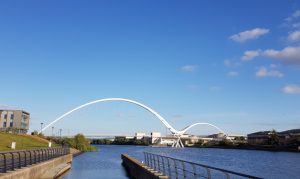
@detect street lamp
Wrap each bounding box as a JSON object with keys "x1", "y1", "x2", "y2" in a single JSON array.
[
  {"x1": 59, "y1": 129, "x2": 62, "y2": 138},
  {"x1": 52, "y1": 126, "x2": 54, "y2": 136},
  {"x1": 40, "y1": 123, "x2": 44, "y2": 134}
]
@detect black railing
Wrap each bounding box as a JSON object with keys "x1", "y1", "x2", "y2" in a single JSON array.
[
  {"x1": 0, "y1": 147, "x2": 70, "y2": 173},
  {"x1": 144, "y1": 152, "x2": 263, "y2": 179}
]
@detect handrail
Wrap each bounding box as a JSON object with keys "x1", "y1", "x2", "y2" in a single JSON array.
[
  {"x1": 144, "y1": 152, "x2": 263, "y2": 179},
  {"x1": 0, "y1": 147, "x2": 70, "y2": 173}
]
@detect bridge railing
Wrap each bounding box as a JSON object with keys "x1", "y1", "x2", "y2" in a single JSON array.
[
  {"x1": 0, "y1": 147, "x2": 70, "y2": 173},
  {"x1": 144, "y1": 152, "x2": 263, "y2": 179}
]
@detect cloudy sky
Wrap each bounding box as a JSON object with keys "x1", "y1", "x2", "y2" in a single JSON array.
[{"x1": 0, "y1": 0, "x2": 299, "y2": 135}]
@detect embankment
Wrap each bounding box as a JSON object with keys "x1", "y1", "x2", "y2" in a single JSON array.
[
  {"x1": 0, "y1": 154, "x2": 72, "y2": 179},
  {"x1": 121, "y1": 154, "x2": 168, "y2": 179}
]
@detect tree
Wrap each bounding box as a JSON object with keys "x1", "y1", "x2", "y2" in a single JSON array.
[
  {"x1": 267, "y1": 130, "x2": 280, "y2": 146},
  {"x1": 73, "y1": 134, "x2": 90, "y2": 151}
]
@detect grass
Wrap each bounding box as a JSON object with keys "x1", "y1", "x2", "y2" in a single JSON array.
[{"x1": 0, "y1": 132, "x2": 56, "y2": 151}]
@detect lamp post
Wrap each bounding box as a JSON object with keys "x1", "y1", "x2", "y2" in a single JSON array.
[
  {"x1": 59, "y1": 129, "x2": 62, "y2": 138},
  {"x1": 40, "y1": 122, "x2": 44, "y2": 134},
  {"x1": 52, "y1": 126, "x2": 54, "y2": 136}
]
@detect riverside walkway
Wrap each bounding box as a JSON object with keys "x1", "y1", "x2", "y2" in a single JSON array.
[
  {"x1": 0, "y1": 147, "x2": 70, "y2": 173},
  {"x1": 0, "y1": 147, "x2": 71, "y2": 179}
]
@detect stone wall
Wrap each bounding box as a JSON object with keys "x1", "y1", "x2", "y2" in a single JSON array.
[{"x1": 121, "y1": 154, "x2": 168, "y2": 179}]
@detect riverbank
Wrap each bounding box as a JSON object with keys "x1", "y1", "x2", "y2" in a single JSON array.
[
  {"x1": 0, "y1": 132, "x2": 54, "y2": 151},
  {"x1": 70, "y1": 147, "x2": 83, "y2": 157}
]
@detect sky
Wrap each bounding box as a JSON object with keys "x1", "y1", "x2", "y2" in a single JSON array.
[{"x1": 0, "y1": 0, "x2": 300, "y2": 136}]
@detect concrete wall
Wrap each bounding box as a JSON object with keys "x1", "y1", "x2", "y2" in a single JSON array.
[
  {"x1": 121, "y1": 154, "x2": 168, "y2": 179},
  {"x1": 0, "y1": 154, "x2": 72, "y2": 179}
]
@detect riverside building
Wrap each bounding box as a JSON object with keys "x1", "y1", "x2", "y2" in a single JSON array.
[{"x1": 0, "y1": 106, "x2": 30, "y2": 134}]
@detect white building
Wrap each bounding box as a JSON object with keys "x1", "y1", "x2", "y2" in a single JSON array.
[
  {"x1": 135, "y1": 132, "x2": 146, "y2": 140},
  {"x1": 0, "y1": 106, "x2": 30, "y2": 134},
  {"x1": 151, "y1": 132, "x2": 161, "y2": 144}
]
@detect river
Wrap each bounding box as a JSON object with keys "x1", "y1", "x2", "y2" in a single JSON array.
[{"x1": 62, "y1": 145, "x2": 300, "y2": 179}]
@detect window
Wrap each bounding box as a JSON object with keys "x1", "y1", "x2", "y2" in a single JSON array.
[
  {"x1": 10, "y1": 122, "x2": 13, "y2": 127},
  {"x1": 4, "y1": 114, "x2": 7, "y2": 119},
  {"x1": 3, "y1": 122, "x2": 6, "y2": 128},
  {"x1": 10, "y1": 114, "x2": 14, "y2": 119}
]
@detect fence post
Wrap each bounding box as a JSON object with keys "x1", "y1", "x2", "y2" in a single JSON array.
[
  {"x1": 1, "y1": 153, "x2": 7, "y2": 173},
  {"x1": 41, "y1": 149, "x2": 44, "y2": 161},
  {"x1": 149, "y1": 153, "x2": 152, "y2": 169},
  {"x1": 147, "y1": 153, "x2": 150, "y2": 166},
  {"x1": 192, "y1": 163, "x2": 197, "y2": 179},
  {"x1": 38, "y1": 149, "x2": 41, "y2": 162},
  {"x1": 157, "y1": 155, "x2": 160, "y2": 173},
  {"x1": 161, "y1": 156, "x2": 166, "y2": 175},
  {"x1": 10, "y1": 152, "x2": 14, "y2": 171},
  {"x1": 23, "y1": 151, "x2": 27, "y2": 167},
  {"x1": 29, "y1": 151, "x2": 32, "y2": 165},
  {"x1": 173, "y1": 159, "x2": 178, "y2": 179},
  {"x1": 167, "y1": 157, "x2": 171, "y2": 177},
  {"x1": 223, "y1": 171, "x2": 231, "y2": 179},
  {"x1": 152, "y1": 153, "x2": 156, "y2": 170},
  {"x1": 143, "y1": 153, "x2": 146, "y2": 165},
  {"x1": 205, "y1": 167, "x2": 211, "y2": 179},
  {"x1": 17, "y1": 152, "x2": 21, "y2": 168},
  {"x1": 182, "y1": 161, "x2": 186, "y2": 178}
]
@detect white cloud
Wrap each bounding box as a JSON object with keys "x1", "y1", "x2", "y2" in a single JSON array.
[
  {"x1": 288, "y1": 30, "x2": 300, "y2": 42},
  {"x1": 263, "y1": 46, "x2": 300, "y2": 65},
  {"x1": 292, "y1": 23, "x2": 300, "y2": 29},
  {"x1": 282, "y1": 85, "x2": 300, "y2": 94},
  {"x1": 230, "y1": 28, "x2": 270, "y2": 43},
  {"x1": 181, "y1": 65, "x2": 198, "y2": 72},
  {"x1": 241, "y1": 50, "x2": 261, "y2": 61},
  {"x1": 293, "y1": 10, "x2": 300, "y2": 18},
  {"x1": 227, "y1": 71, "x2": 239, "y2": 77},
  {"x1": 241, "y1": 46, "x2": 300, "y2": 65},
  {"x1": 285, "y1": 10, "x2": 300, "y2": 22},
  {"x1": 224, "y1": 59, "x2": 240, "y2": 68},
  {"x1": 255, "y1": 66, "x2": 284, "y2": 78}
]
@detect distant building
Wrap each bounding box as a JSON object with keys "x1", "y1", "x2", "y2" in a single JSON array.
[
  {"x1": 114, "y1": 136, "x2": 134, "y2": 140},
  {"x1": 150, "y1": 132, "x2": 161, "y2": 144},
  {"x1": 278, "y1": 129, "x2": 300, "y2": 145},
  {"x1": 142, "y1": 132, "x2": 162, "y2": 144},
  {"x1": 0, "y1": 106, "x2": 30, "y2": 134},
  {"x1": 207, "y1": 133, "x2": 225, "y2": 140},
  {"x1": 247, "y1": 129, "x2": 300, "y2": 145},
  {"x1": 247, "y1": 131, "x2": 271, "y2": 145},
  {"x1": 135, "y1": 132, "x2": 146, "y2": 140}
]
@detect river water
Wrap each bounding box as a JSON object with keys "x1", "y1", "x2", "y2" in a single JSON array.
[{"x1": 62, "y1": 145, "x2": 300, "y2": 179}]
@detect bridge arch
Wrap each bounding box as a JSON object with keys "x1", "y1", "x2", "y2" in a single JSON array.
[
  {"x1": 40, "y1": 98, "x2": 178, "y2": 134},
  {"x1": 179, "y1": 122, "x2": 226, "y2": 135}
]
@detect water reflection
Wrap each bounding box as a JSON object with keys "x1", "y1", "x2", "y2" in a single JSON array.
[{"x1": 63, "y1": 145, "x2": 300, "y2": 179}]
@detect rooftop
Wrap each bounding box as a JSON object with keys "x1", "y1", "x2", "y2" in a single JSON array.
[{"x1": 0, "y1": 104, "x2": 29, "y2": 113}]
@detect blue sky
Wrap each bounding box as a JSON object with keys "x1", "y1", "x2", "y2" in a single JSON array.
[{"x1": 0, "y1": 0, "x2": 300, "y2": 135}]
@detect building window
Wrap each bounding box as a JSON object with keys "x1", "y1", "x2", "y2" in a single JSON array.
[
  {"x1": 11, "y1": 114, "x2": 14, "y2": 119},
  {"x1": 4, "y1": 114, "x2": 7, "y2": 119},
  {"x1": 3, "y1": 122, "x2": 6, "y2": 128},
  {"x1": 10, "y1": 122, "x2": 13, "y2": 127}
]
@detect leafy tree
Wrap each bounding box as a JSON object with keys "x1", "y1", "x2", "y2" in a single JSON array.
[{"x1": 267, "y1": 130, "x2": 280, "y2": 146}]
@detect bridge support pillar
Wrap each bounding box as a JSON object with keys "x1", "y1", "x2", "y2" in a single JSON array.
[{"x1": 172, "y1": 136, "x2": 184, "y2": 148}]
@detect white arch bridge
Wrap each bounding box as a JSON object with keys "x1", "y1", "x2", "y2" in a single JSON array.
[{"x1": 41, "y1": 98, "x2": 229, "y2": 148}]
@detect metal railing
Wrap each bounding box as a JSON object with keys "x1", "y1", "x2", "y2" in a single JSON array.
[
  {"x1": 0, "y1": 147, "x2": 70, "y2": 173},
  {"x1": 144, "y1": 152, "x2": 263, "y2": 179}
]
